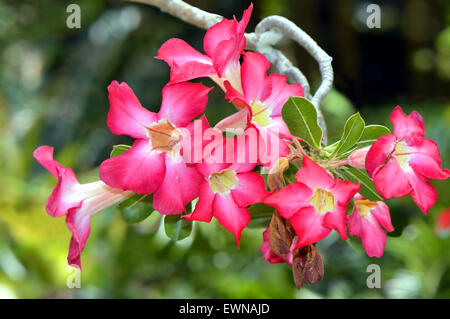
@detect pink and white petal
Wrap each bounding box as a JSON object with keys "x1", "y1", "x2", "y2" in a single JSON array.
[
  {"x1": 107, "y1": 81, "x2": 157, "y2": 139},
  {"x1": 231, "y1": 172, "x2": 270, "y2": 207},
  {"x1": 99, "y1": 139, "x2": 165, "y2": 194},
  {"x1": 203, "y1": 18, "x2": 237, "y2": 57},
  {"x1": 241, "y1": 51, "x2": 272, "y2": 102},
  {"x1": 183, "y1": 181, "x2": 215, "y2": 223},
  {"x1": 371, "y1": 201, "x2": 394, "y2": 232},
  {"x1": 224, "y1": 80, "x2": 250, "y2": 110},
  {"x1": 264, "y1": 74, "x2": 304, "y2": 115},
  {"x1": 214, "y1": 108, "x2": 250, "y2": 133},
  {"x1": 263, "y1": 182, "x2": 312, "y2": 220},
  {"x1": 405, "y1": 171, "x2": 437, "y2": 214},
  {"x1": 46, "y1": 167, "x2": 82, "y2": 217},
  {"x1": 295, "y1": 156, "x2": 335, "y2": 190},
  {"x1": 169, "y1": 60, "x2": 217, "y2": 84},
  {"x1": 323, "y1": 205, "x2": 348, "y2": 240},
  {"x1": 290, "y1": 206, "x2": 331, "y2": 249},
  {"x1": 365, "y1": 134, "x2": 396, "y2": 177},
  {"x1": 152, "y1": 156, "x2": 203, "y2": 215},
  {"x1": 331, "y1": 178, "x2": 361, "y2": 206},
  {"x1": 372, "y1": 157, "x2": 411, "y2": 199},
  {"x1": 33, "y1": 145, "x2": 66, "y2": 179},
  {"x1": 156, "y1": 38, "x2": 213, "y2": 68},
  {"x1": 213, "y1": 193, "x2": 251, "y2": 246},
  {"x1": 158, "y1": 82, "x2": 212, "y2": 127},
  {"x1": 390, "y1": 105, "x2": 425, "y2": 145},
  {"x1": 267, "y1": 116, "x2": 293, "y2": 139}
]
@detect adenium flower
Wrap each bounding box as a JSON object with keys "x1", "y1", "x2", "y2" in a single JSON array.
[
  {"x1": 264, "y1": 155, "x2": 360, "y2": 248},
  {"x1": 33, "y1": 146, "x2": 132, "y2": 268},
  {"x1": 348, "y1": 146, "x2": 371, "y2": 170},
  {"x1": 99, "y1": 81, "x2": 211, "y2": 215},
  {"x1": 347, "y1": 194, "x2": 394, "y2": 258},
  {"x1": 366, "y1": 106, "x2": 450, "y2": 214},
  {"x1": 218, "y1": 52, "x2": 304, "y2": 166},
  {"x1": 156, "y1": 4, "x2": 253, "y2": 91},
  {"x1": 183, "y1": 139, "x2": 269, "y2": 245}
]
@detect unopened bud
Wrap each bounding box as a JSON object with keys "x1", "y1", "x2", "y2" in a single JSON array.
[{"x1": 348, "y1": 146, "x2": 371, "y2": 170}]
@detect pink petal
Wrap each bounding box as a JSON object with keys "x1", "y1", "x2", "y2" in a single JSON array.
[
  {"x1": 183, "y1": 181, "x2": 215, "y2": 222},
  {"x1": 405, "y1": 170, "x2": 437, "y2": 214},
  {"x1": 323, "y1": 205, "x2": 348, "y2": 240},
  {"x1": 295, "y1": 156, "x2": 335, "y2": 190},
  {"x1": 99, "y1": 139, "x2": 165, "y2": 194},
  {"x1": 158, "y1": 82, "x2": 211, "y2": 127},
  {"x1": 390, "y1": 105, "x2": 425, "y2": 145},
  {"x1": 264, "y1": 182, "x2": 312, "y2": 220},
  {"x1": 372, "y1": 157, "x2": 411, "y2": 199},
  {"x1": 33, "y1": 145, "x2": 64, "y2": 179},
  {"x1": 231, "y1": 172, "x2": 270, "y2": 207},
  {"x1": 107, "y1": 81, "x2": 157, "y2": 139},
  {"x1": 169, "y1": 60, "x2": 217, "y2": 84},
  {"x1": 266, "y1": 115, "x2": 293, "y2": 139},
  {"x1": 213, "y1": 193, "x2": 251, "y2": 246},
  {"x1": 371, "y1": 201, "x2": 394, "y2": 232},
  {"x1": 66, "y1": 207, "x2": 91, "y2": 269},
  {"x1": 264, "y1": 74, "x2": 304, "y2": 115},
  {"x1": 408, "y1": 139, "x2": 450, "y2": 180},
  {"x1": 214, "y1": 108, "x2": 251, "y2": 133},
  {"x1": 330, "y1": 178, "x2": 361, "y2": 206},
  {"x1": 241, "y1": 51, "x2": 272, "y2": 102},
  {"x1": 152, "y1": 156, "x2": 203, "y2": 215},
  {"x1": 365, "y1": 134, "x2": 396, "y2": 177},
  {"x1": 347, "y1": 210, "x2": 387, "y2": 258},
  {"x1": 257, "y1": 125, "x2": 290, "y2": 168},
  {"x1": 223, "y1": 80, "x2": 251, "y2": 111},
  {"x1": 291, "y1": 206, "x2": 331, "y2": 248}
]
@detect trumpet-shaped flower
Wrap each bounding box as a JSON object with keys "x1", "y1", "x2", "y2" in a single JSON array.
[
  {"x1": 183, "y1": 137, "x2": 269, "y2": 245},
  {"x1": 33, "y1": 145, "x2": 132, "y2": 269},
  {"x1": 99, "y1": 81, "x2": 211, "y2": 215},
  {"x1": 366, "y1": 106, "x2": 449, "y2": 214},
  {"x1": 264, "y1": 156, "x2": 360, "y2": 248},
  {"x1": 218, "y1": 51, "x2": 304, "y2": 166},
  {"x1": 347, "y1": 194, "x2": 394, "y2": 258},
  {"x1": 156, "y1": 4, "x2": 253, "y2": 91}
]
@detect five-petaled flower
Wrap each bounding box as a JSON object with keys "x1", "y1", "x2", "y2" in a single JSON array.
[
  {"x1": 264, "y1": 155, "x2": 360, "y2": 249},
  {"x1": 99, "y1": 81, "x2": 211, "y2": 215},
  {"x1": 366, "y1": 106, "x2": 450, "y2": 214},
  {"x1": 33, "y1": 145, "x2": 132, "y2": 269},
  {"x1": 347, "y1": 194, "x2": 394, "y2": 258}
]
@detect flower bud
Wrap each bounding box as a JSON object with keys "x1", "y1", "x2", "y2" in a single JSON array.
[{"x1": 348, "y1": 146, "x2": 371, "y2": 169}]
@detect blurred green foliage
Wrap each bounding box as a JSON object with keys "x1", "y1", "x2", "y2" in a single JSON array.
[{"x1": 0, "y1": 0, "x2": 449, "y2": 298}]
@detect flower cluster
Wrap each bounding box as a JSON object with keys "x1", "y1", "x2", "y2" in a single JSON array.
[{"x1": 34, "y1": 4, "x2": 448, "y2": 289}]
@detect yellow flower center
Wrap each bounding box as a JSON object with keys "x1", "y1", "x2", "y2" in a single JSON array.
[
  {"x1": 310, "y1": 188, "x2": 335, "y2": 214},
  {"x1": 250, "y1": 101, "x2": 271, "y2": 127},
  {"x1": 394, "y1": 141, "x2": 410, "y2": 169},
  {"x1": 147, "y1": 120, "x2": 182, "y2": 155},
  {"x1": 355, "y1": 199, "x2": 378, "y2": 218},
  {"x1": 209, "y1": 170, "x2": 238, "y2": 195}
]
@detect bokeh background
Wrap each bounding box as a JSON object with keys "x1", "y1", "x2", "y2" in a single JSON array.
[{"x1": 0, "y1": 0, "x2": 449, "y2": 298}]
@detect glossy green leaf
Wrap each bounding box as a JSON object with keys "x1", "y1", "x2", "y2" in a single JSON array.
[
  {"x1": 281, "y1": 97, "x2": 323, "y2": 150},
  {"x1": 110, "y1": 144, "x2": 131, "y2": 157},
  {"x1": 164, "y1": 214, "x2": 193, "y2": 242},
  {"x1": 356, "y1": 125, "x2": 391, "y2": 146},
  {"x1": 332, "y1": 113, "x2": 365, "y2": 156},
  {"x1": 340, "y1": 166, "x2": 383, "y2": 201},
  {"x1": 118, "y1": 194, "x2": 153, "y2": 224}
]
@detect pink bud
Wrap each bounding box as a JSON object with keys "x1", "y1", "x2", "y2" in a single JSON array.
[{"x1": 348, "y1": 146, "x2": 371, "y2": 170}]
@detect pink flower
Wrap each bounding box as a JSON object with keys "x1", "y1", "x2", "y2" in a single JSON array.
[
  {"x1": 33, "y1": 146, "x2": 132, "y2": 269},
  {"x1": 99, "y1": 81, "x2": 211, "y2": 215},
  {"x1": 218, "y1": 52, "x2": 304, "y2": 166},
  {"x1": 347, "y1": 194, "x2": 394, "y2": 258},
  {"x1": 156, "y1": 4, "x2": 253, "y2": 91},
  {"x1": 366, "y1": 106, "x2": 449, "y2": 214},
  {"x1": 348, "y1": 146, "x2": 371, "y2": 170},
  {"x1": 182, "y1": 138, "x2": 269, "y2": 245},
  {"x1": 264, "y1": 156, "x2": 360, "y2": 248},
  {"x1": 260, "y1": 227, "x2": 297, "y2": 264}
]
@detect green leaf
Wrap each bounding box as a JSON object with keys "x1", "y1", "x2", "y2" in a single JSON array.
[
  {"x1": 339, "y1": 166, "x2": 383, "y2": 201},
  {"x1": 110, "y1": 144, "x2": 131, "y2": 157},
  {"x1": 332, "y1": 113, "x2": 365, "y2": 157},
  {"x1": 118, "y1": 194, "x2": 153, "y2": 224},
  {"x1": 247, "y1": 203, "x2": 273, "y2": 229},
  {"x1": 164, "y1": 214, "x2": 193, "y2": 241},
  {"x1": 281, "y1": 97, "x2": 323, "y2": 150},
  {"x1": 357, "y1": 125, "x2": 391, "y2": 146}
]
